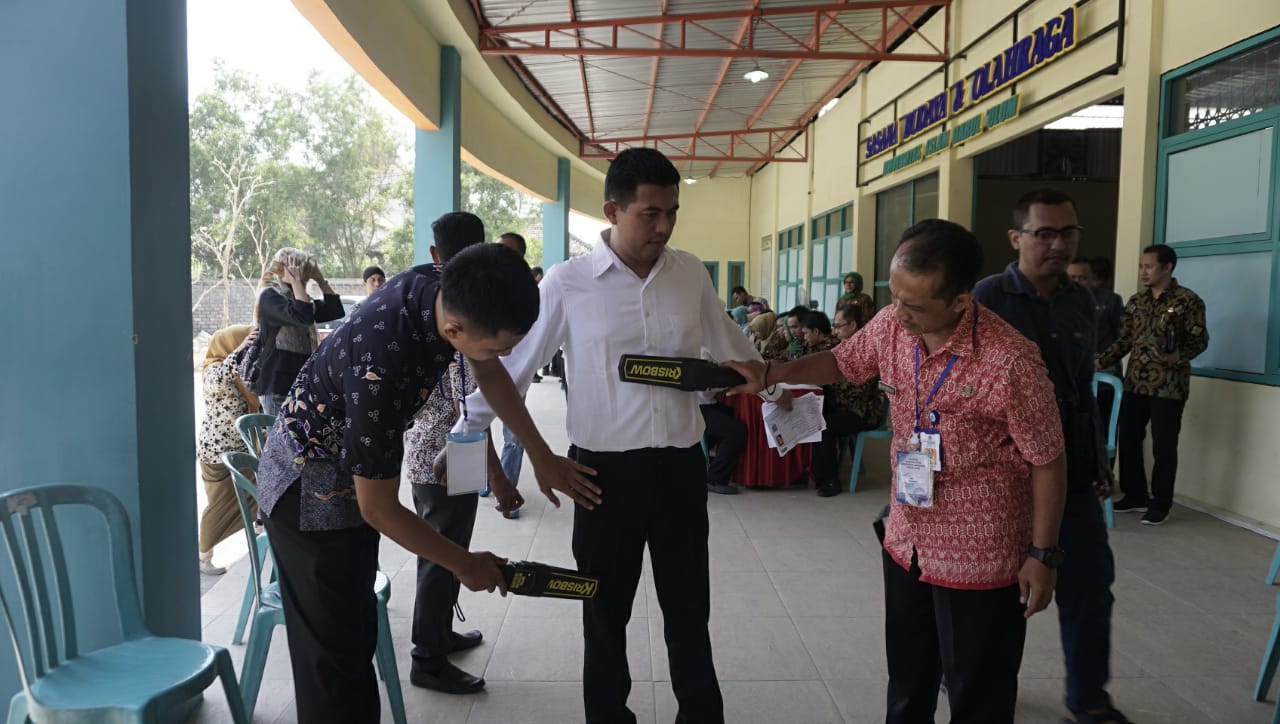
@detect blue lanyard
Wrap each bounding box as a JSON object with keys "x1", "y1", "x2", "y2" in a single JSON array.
[
  {"x1": 913, "y1": 348, "x2": 957, "y2": 432},
  {"x1": 435, "y1": 353, "x2": 468, "y2": 421}
]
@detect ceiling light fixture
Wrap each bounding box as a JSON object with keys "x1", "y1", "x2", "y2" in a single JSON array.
[
  {"x1": 818, "y1": 97, "x2": 840, "y2": 117},
  {"x1": 743, "y1": 16, "x2": 769, "y2": 83},
  {"x1": 683, "y1": 176, "x2": 697, "y2": 185}
]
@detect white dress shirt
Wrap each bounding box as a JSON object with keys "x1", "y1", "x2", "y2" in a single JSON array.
[{"x1": 457, "y1": 232, "x2": 770, "y2": 452}]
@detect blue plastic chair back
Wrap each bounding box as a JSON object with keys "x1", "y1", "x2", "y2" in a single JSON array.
[
  {"x1": 221, "y1": 452, "x2": 269, "y2": 601},
  {"x1": 235, "y1": 413, "x2": 275, "y2": 458},
  {"x1": 0, "y1": 485, "x2": 143, "y2": 692},
  {"x1": 0, "y1": 484, "x2": 248, "y2": 723},
  {"x1": 1091, "y1": 372, "x2": 1122, "y2": 457}
]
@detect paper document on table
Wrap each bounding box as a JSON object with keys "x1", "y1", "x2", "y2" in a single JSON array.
[{"x1": 761, "y1": 394, "x2": 826, "y2": 457}]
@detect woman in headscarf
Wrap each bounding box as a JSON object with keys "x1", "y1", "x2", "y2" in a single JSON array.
[
  {"x1": 747, "y1": 311, "x2": 779, "y2": 356},
  {"x1": 197, "y1": 325, "x2": 262, "y2": 575},
  {"x1": 836, "y1": 271, "x2": 876, "y2": 326},
  {"x1": 729, "y1": 305, "x2": 750, "y2": 329},
  {"x1": 252, "y1": 248, "x2": 345, "y2": 414}
]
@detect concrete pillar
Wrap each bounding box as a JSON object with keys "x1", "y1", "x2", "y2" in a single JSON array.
[
  {"x1": 1113, "y1": 0, "x2": 1164, "y2": 298},
  {"x1": 1, "y1": 0, "x2": 198, "y2": 698},
  {"x1": 939, "y1": 154, "x2": 975, "y2": 228},
  {"x1": 415, "y1": 45, "x2": 462, "y2": 263},
  {"x1": 541, "y1": 157, "x2": 570, "y2": 268}
]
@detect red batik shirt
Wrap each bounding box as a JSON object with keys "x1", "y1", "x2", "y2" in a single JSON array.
[{"x1": 833, "y1": 303, "x2": 1064, "y2": 590}]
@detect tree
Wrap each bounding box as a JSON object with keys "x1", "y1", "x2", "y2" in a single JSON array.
[
  {"x1": 460, "y1": 163, "x2": 541, "y2": 252},
  {"x1": 297, "y1": 73, "x2": 408, "y2": 277},
  {"x1": 189, "y1": 63, "x2": 307, "y2": 325}
]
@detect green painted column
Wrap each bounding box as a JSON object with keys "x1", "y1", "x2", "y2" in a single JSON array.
[
  {"x1": 542, "y1": 157, "x2": 571, "y2": 267},
  {"x1": 415, "y1": 46, "x2": 462, "y2": 263},
  {"x1": 0, "y1": 0, "x2": 198, "y2": 699}
]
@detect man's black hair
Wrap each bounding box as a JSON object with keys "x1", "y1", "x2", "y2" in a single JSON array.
[
  {"x1": 362, "y1": 265, "x2": 385, "y2": 281},
  {"x1": 531, "y1": 266, "x2": 544, "y2": 278},
  {"x1": 604, "y1": 148, "x2": 680, "y2": 210},
  {"x1": 1142, "y1": 243, "x2": 1178, "y2": 270},
  {"x1": 836, "y1": 302, "x2": 865, "y2": 329},
  {"x1": 894, "y1": 219, "x2": 984, "y2": 301},
  {"x1": 802, "y1": 310, "x2": 832, "y2": 336},
  {"x1": 730, "y1": 285, "x2": 748, "y2": 297},
  {"x1": 1089, "y1": 256, "x2": 1113, "y2": 283},
  {"x1": 441, "y1": 244, "x2": 539, "y2": 337},
  {"x1": 499, "y1": 231, "x2": 527, "y2": 257},
  {"x1": 784, "y1": 305, "x2": 810, "y2": 320},
  {"x1": 1011, "y1": 187, "x2": 1077, "y2": 230},
  {"x1": 432, "y1": 211, "x2": 486, "y2": 262}
]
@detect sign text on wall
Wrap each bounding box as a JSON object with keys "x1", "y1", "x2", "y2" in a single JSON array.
[{"x1": 862, "y1": 3, "x2": 1078, "y2": 166}]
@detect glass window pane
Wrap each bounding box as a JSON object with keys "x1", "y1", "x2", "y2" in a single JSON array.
[
  {"x1": 827, "y1": 239, "x2": 842, "y2": 280},
  {"x1": 1166, "y1": 127, "x2": 1273, "y2": 243},
  {"x1": 1169, "y1": 36, "x2": 1280, "y2": 135},
  {"x1": 811, "y1": 240, "x2": 825, "y2": 276},
  {"x1": 914, "y1": 174, "x2": 940, "y2": 219},
  {"x1": 842, "y1": 234, "x2": 854, "y2": 276},
  {"x1": 812, "y1": 281, "x2": 827, "y2": 311},
  {"x1": 1176, "y1": 251, "x2": 1272, "y2": 374},
  {"x1": 876, "y1": 183, "x2": 913, "y2": 285}
]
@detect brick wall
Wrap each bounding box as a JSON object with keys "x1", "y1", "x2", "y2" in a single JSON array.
[{"x1": 190, "y1": 278, "x2": 368, "y2": 334}]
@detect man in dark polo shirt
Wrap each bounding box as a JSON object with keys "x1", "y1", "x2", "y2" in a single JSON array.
[
  {"x1": 253, "y1": 243, "x2": 599, "y2": 724},
  {"x1": 974, "y1": 188, "x2": 1129, "y2": 724}
]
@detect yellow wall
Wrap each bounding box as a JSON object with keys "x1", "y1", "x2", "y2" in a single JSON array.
[
  {"x1": 1179, "y1": 379, "x2": 1280, "y2": 528},
  {"x1": 669, "y1": 178, "x2": 753, "y2": 297}
]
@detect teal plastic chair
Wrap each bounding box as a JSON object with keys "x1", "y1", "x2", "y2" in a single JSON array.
[
  {"x1": 848, "y1": 394, "x2": 893, "y2": 493},
  {"x1": 1254, "y1": 588, "x2": 1280, "y2": 723},
  {"x1": 234, "y1": 413, "x2": 275, "y2": 457},
  {"x1": 1092, "y1": 373, "x2": 1123, "y2": 529},
  {"x1": 220, "y1": 453, "x2": 405, "y2": 724},
  {"x1": 1, "y1": 484, "x2": 248, "y2": 724},
  {"x1": 230, "y1": 413, "x2": 276, "y2": 645}
]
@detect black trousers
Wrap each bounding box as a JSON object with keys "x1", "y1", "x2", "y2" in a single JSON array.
[
  {"x1": 700, "y1": 403, "x2": 746, "y2": 486},
  {"x1": 1055, "y1": 486, "x2": 1117, "y2": 713},
  {"x1": 265, "y1": 484, "x2": 381, "y2": 724},
  {"x1": 1117, "y1": 393, "x2": 1186, "y2": 512},
  {"x1": 409, "y1": 483, "x2": 478, "y2": 672},
  {"x1": 571, "y1": 444, "x2": 723, "y2": 724},
  {"x1": 813, "y1": 408, "x2": 869, "y2": 485},
  {"x1": 883, "y1": 550, "x2": 1026, "y2": 724}
]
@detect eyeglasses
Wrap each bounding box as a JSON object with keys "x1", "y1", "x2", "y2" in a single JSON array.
[
  {"x1": 1018, "y1": 225, "x2": 1084, "y2": 244},
  {"x1": 833, "y1": 321, "x2": 852, "y2": 329}
]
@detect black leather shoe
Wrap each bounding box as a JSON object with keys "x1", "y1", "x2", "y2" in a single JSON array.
[
  {"x1": 410, "y1": 662, "x2": 485, "y2": 694},
  {"x1": 450, "y1": 629, "x2": 483, "y2": 653},
  {"x1": 816, "y1": 481, "x2": 841, "y2": 497}
]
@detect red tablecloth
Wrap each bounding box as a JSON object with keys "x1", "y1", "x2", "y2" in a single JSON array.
[{"x1": 726, "y1": 389, "x2": 821, "y2": 488}]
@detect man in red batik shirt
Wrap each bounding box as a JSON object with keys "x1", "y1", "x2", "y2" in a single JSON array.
[{"x1": 726, "y1": 219, "x2": 1066, "y2": 724}]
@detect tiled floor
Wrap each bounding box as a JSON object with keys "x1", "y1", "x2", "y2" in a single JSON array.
[{"x1": 189, "y1": 380, "x2": 1280, "y2": 723}]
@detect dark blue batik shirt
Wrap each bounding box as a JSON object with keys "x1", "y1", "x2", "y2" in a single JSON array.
[{"x1": 256, "y1": 263, "x2": 455, "y2": 530}]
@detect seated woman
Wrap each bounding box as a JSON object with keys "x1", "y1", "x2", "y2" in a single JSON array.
[{"x1": 800, "y1": 307, "x2": 885, "y2": 497}]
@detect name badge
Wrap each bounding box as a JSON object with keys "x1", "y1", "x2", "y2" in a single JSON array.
[
  {"x1": 919, "y1": 430, "x2": 942, "y2": 472},
  {"x1": 445, "y1": 430, "x2": 488, "y2": 496},
  {"x1": 895, "y1": 450, "x2": 935, "y2": 508}
]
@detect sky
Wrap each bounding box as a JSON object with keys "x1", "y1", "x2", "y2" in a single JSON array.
[{"x1": 186, "y1": 0, "x2": 607, "y2": 238}]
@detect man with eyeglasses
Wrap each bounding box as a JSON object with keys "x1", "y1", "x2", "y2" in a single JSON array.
[
  {"x1": 1097, "y1": 244, "x2": 1208, "y2": 526},
  {"x1": 974, "y1": 188, "x2": 1129, "y2": 724}
]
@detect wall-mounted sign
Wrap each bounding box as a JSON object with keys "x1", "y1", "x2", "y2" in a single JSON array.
[
  {"x1": 863, "y1": 3, "x2": 1078, "y2": 166},
  {"x1": 882, "y1": 96, "x2": 1022, "y2": 176}
]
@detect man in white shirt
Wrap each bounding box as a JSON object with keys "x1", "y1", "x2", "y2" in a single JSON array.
[{"x1": 456, "y1": 148, "x2": 776, "y2": 723}]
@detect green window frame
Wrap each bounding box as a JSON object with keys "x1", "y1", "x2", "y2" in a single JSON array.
[
  {"x1": 1154, "y1": 26, "x2": 1280, "y2": 386},
  {"x1": 873, "y1": 174, "x2": 939, "y2": 309},
  {"x1": 776, "y1": 224, "x2": 805, "y2": 311},
  {"x1": 809, "y1": 203, "x2": 855, "y2": 314},
  {"x1": 703, "y1": 260, "x2": 720, "y2": 294},
  {"x1": 726, "y1": 261, "x2": 746, "y2": 307}
]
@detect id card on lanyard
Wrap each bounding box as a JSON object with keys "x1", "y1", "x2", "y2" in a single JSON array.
[
  {"x1": 895, "y1": 345, "x2": 958, "y2": 508},
  {"x1": 441, "y1": 357, "x2": 488, "y2": 496}
]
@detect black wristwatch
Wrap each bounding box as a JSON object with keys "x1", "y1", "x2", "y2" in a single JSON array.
[{"x1": 1027, "y1": 544, "x2": 1066, "y2": 568}]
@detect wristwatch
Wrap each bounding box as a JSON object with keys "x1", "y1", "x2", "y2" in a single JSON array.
[{"x1": 1027, "y1": 544, "x2": 1066, "y2": 568}]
